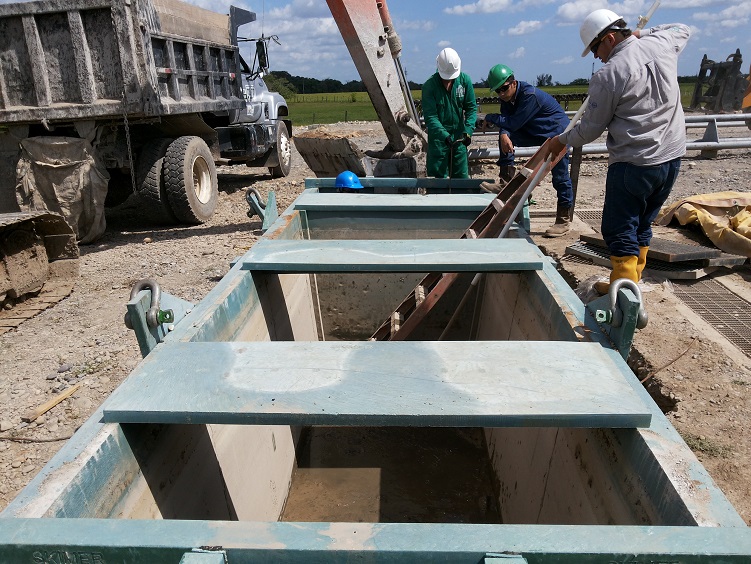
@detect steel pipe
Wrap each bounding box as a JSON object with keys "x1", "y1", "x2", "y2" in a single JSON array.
[
  {"x1": 685, "y1": 113, "x2": 751, "y2": 123},
  {"x1": 469, "y1": 138, "x2": 751, "y2": 160},
  {"x1": 559, "y1": 111, "x2": 751, "y2": 122},
  {"x1": 686, "y1": 121, "x2": 747, "y2": 128}
]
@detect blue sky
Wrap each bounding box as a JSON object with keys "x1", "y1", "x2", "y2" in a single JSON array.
[
  {"x1": 187, "y1": 0, "x2": 751, "y2": 88},
  {"x1": 2, "y1": 0, "x2": 748, "y2": 88}
]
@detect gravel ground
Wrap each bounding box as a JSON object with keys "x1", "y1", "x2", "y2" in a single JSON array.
[{"x1": 1, "y1": 118, "x2": 750, "y2": 523}]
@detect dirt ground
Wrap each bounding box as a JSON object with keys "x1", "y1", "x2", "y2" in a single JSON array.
[{"x1": 1, "y1": 118, "x2": 750, "y2": 525}]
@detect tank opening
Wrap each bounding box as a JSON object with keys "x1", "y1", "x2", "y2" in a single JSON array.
[{"x1": 281, "y1": 426, "x2": 501, "y2": 524}]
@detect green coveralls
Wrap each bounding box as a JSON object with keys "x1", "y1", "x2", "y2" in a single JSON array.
[{"x1": 421, "y1": 72, "x2": 477, "y2": 178}]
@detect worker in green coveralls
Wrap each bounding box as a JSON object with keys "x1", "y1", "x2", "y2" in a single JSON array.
[{"x1": 421, "y1": 48, "x2": 477, "y2": 178}]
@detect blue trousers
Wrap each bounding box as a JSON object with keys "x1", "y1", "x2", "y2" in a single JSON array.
[
  {"x1": 602, "y1": 158, "x2": 681, "y2": 257},
  {"x1": 497, "y1": 130, "x2": 573, "y2": 208}
]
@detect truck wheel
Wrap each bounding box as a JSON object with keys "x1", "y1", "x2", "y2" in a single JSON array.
[
  {"x1": 163, "y1": 136, "x2": 218, "y2": 224},
  {"x1": 269, "y1": 121, "x2": 292, "y2": 178},
  {"x1": 136, "y1": 138, "x2": 177, "y2": 224}
]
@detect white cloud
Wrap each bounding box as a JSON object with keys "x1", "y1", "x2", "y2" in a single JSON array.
[
  {"x1": 438, "y1": 40, "x2": 452, "y2": 47},
  {"x1": 556, "y1": 0, "x2": 665, "y2": 28},
  {"x1": 509, "y1": 47, "x2": 526, "y2": 59},
  {"x1": 290, "y1": 0, "x2": 331, "y2": 18},
  {"x1": 397, "y1": 19, "x2": 437, "y2": 32},
  {"x1": 661, "y1": 0, "x2": 727, "y2": 7},
  {"x1": 693, "y1": 3, "x2": 751, "y2": 30},
  {"x1": 508, "y1": 20, "x2": 544, "y2": 35},
  {"x1": 557, "y1": 0, "x2": 608, "y2": 24},
  {"x1": 241, "y1": 7, "x2": 353, "y2": 79},
  {"x1": 553, "y1": 56, "x2": 575, "y2": 64},
  {"x1": 517, "y1": 0, "x2": 559, "y2": 6},
  {"x1": 444, "y1": 0, "x2": 513, "y2": 16}
]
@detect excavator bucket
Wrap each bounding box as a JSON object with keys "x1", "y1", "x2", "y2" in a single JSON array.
[
  {"x1": 293, "y1": 129, "x2": 424, "y2": 178},
  {"x1": 0, "y1": 212, "x2": 79, "y2": 334}
]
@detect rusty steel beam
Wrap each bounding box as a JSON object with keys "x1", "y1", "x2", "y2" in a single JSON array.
[{"x1": 326, "y1": 0, "x2": 407, "y2": 151}]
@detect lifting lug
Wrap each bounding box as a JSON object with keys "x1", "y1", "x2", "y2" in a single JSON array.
[
  {"x1": 124, "y1": 278, "x2": 173, "y2": 329},
  {"x1": 246, "y1": 186, "x2": 278, "y2": 231},
  {"x1": 596, "y1": 278, "x2": 648, "y2": 329}
]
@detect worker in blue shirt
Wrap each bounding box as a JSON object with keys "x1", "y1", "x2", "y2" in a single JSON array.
[
  {"x1": 480, "y1": 64, "x2": 574, "y2": 237},
  {"x1": 422, "y1": 48, "x2": 477, "y2": 179}
]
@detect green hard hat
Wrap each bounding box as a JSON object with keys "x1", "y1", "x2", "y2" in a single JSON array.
[{"x1": 487, "y1": 64, "x2": 514, "y2": 92}]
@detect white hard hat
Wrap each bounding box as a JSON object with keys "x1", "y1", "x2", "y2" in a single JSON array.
[
  {"x1": 436, "y1": 48, "x2": 461, "y2": 80},
  {"x1": 579, "y1": 8, "x2": 624, "y2": 57}
]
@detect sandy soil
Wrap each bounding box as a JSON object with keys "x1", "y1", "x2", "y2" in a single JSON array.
[{"x1": 1, "y1": 118, "x2": 750, "y2": 525}]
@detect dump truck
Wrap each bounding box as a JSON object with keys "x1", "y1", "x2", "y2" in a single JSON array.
[{"x1": 0, "y1": 0, "x2": 291, "y2": 322}]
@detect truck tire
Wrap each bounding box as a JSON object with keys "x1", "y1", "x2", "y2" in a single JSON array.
[
  {"x1": 163, "y1": 136, "x2": 218, "y2": 224},
  {"x1": 269, "y1": 121, "x2": 292, "y2": 178},
  {"x1": 104, "y1": 170, "x2": 133, "y2": 208},
  {"x1": 136, "y1": 138, "x2": 178, "y2": 224}
]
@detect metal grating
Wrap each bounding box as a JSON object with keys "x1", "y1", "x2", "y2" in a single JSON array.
[
  {"x1": 575, "y1": 209, "x2": 602, "y2": 230},
  {"x1": 566, "y1": 241, "x2": 716, "y2": 277},
  {"x1": 673, "y1": 279, "x2": 751, "y2": 357}
]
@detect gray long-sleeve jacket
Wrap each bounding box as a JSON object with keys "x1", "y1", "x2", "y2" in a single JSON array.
[{"x1": 560, "y1": 23, "x2": 691, "y2": 166}]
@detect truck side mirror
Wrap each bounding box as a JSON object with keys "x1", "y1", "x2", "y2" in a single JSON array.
[{"x1": 256, "y1": 40, "x2": 269, "y2": 72}]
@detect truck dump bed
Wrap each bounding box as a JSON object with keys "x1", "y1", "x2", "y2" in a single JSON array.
[{"x1": 0, "y1": 0, "x2": 245, "y2": 124}]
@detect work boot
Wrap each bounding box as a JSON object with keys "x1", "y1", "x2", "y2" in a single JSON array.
[
  {"x1": 636, "y1": 246, "x2": 649, "y2": 280},
  {"x1": 594, "y1": 255, "x2": 639, "y2": 295},
  {"x1": 479, "y1": 179, "x2": 502, "y2": 193},
  {"x1": 544, "y1": 205, "x2": 573, "y2": 238},
  {"x1": 499, "y1": 165, "x2": 516, "y2": 184},
  {"x1": 480, "y1": 165, "x2": 516, "y2": 193}
]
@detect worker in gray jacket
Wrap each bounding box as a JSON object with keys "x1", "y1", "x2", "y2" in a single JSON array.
[{"x1": 548, "y1": 9, "x2": 690, "y2": 294}]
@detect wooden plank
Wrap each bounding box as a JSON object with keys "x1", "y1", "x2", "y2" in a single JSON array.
[
  {"x1": 102, "y1": 341, "x2": 652, "y2": 428},
  {"x1": 21, "y1": 383, "x2": 81, "y2": 422},
  {"x1": 241, "y1": 239, "x2": 544, "y2": 273},
  {"x1": 293, "y1": 192, "x2": 495, "y2": 211},
  {"x1": 580, "y1": 233, "x2": 721, "y2": 262},
  {"x1": 152, "y1": 0, "x2": 231, "y2": 45}
]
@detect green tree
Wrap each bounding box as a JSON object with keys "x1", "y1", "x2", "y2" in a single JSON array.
[
  {"x1": 265, "y1": 73, "x2": 297, "y2": 99},
  {"x1": 536, "y1": 73, "x2": 553, "y2": 87},
  {"x1": 569, "y1": 78, "x2": 589, "y2": 86}
]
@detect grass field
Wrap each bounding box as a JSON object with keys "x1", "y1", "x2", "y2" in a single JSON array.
[{"x1": 288, "y1": 84, "x2": 698, "y2": 126}]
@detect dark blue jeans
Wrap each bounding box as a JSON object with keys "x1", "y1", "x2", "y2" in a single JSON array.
[
  {"x1": 602, "y1": 158, "x2": 681, "y2": 257},
  {"x1": 497, "y1": 130, "x2": 573, "y2": 208}
]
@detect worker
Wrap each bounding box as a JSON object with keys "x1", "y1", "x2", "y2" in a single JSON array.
[
  {"x1": 547, "y1": 10, "x2": 690, "y2": 294},
  {"x1": 480, "y1": 64, "x2": 575, "y2": 237},
  {"x1": 421, "y1": 48, "x2": 477, "y2": 179},
  {"x1": 335, "y1": 170, "x2": 364, "y2": 193}
]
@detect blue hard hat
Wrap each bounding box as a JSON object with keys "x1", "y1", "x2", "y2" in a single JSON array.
[{"x1": 335, "y1": 171, "x2": 363, "y2": 189}]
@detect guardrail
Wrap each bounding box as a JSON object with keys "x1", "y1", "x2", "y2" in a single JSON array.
[{"x1": 470, "y1": 113, "x2": 751, "y2": 160}]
